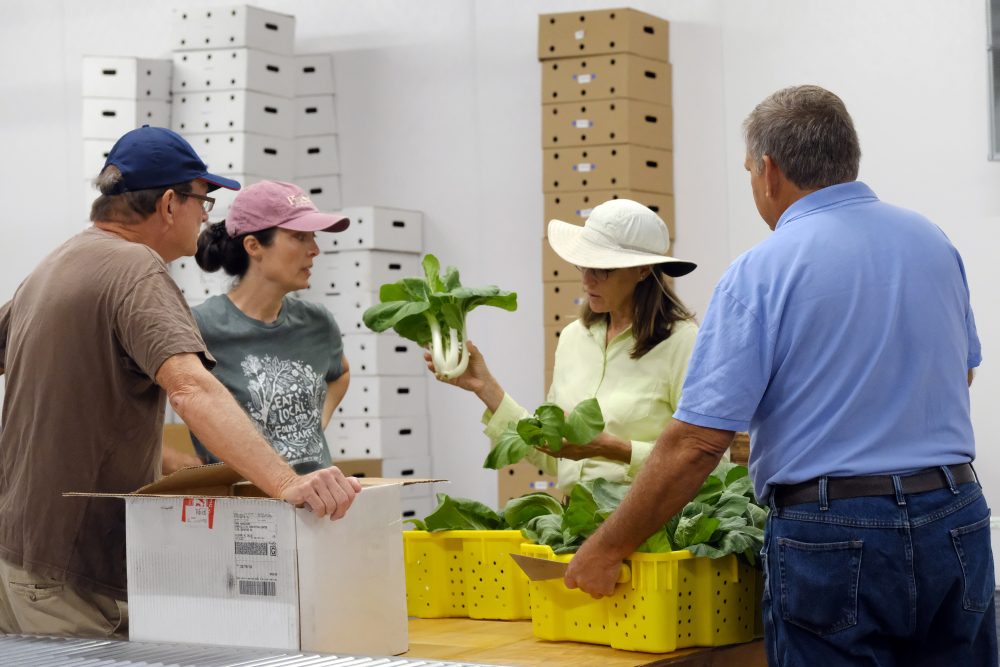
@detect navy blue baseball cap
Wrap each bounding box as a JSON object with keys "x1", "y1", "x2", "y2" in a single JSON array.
[{"x1": 102, "y1": 126, "x2": 240, "y2": 194}]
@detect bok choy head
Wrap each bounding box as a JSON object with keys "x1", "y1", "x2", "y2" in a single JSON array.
[{"x1": 362, "y1": 254, "x2": 517, "y2": 379}]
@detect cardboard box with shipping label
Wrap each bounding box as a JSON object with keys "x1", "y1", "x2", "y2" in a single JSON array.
[
  {"x1": 68, "y1": 464, "x2": 437, "y2": 655},
  {"x1": 538, "y1": 8, "x2": 670, "y2": 62}
]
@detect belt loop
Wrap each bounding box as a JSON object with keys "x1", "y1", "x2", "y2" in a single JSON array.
[
  {"x1": 892, "y1": 475, "x2": 906, "y2": 506},
  {"x1": 940, "y1": 465, "x2": 959, "y2": 495},
  {"x1": 818, "y1": 477, "x2": 829, "y2": 511}
]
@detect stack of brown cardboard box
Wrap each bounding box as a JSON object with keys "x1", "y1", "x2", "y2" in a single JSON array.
[{"x1": 499, "y1": 8, "x2": 675, "y2": 506}]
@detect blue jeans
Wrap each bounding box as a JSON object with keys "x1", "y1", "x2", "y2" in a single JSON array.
[{"x1": 762, "y1": 475, "x2": 997, "y2": 666}]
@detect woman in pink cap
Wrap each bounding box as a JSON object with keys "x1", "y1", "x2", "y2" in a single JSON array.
[
  {"x1": 191, "y1": 180, "x2": 351, "y2": 474},
  {"x1": 429, "y1": 199, "x2": 701, "y2": 494}
]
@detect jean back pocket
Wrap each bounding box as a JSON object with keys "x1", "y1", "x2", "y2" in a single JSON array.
[
  {"x1": 950, "y1": 514, "x2": 995, "y2": 613},
  {"x1": 778, "y1": 537, "x2": 863, "y2": 635}
]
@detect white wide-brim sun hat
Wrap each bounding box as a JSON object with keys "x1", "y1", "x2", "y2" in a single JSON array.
[{"x1": 547, "y1": 199, "x2": 696, "y2": 277}]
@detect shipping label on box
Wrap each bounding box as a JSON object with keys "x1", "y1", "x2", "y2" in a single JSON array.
[
  {"x1": 295, "y1": 54, "x2": 336, "y2": 96},
  {"x1": 82, "y1": 56, "x2": 172, "y2": 100},
  {"x1": 542, "y1": 145, "x2": 673, "y2": 194},
  {"x1": 172, "y1": 6, "x2": 295, "y2": 56},
  {"x1": 541, "y1": 54, "x2": 671, "y2": 105},
  {"x1": 319, "y1": 206, "x2": 423, "y2": 253},
  {"x1": 293, "y1": 135, "x2": 340, "y2": 177},
  {"x1": 544, "y1": 281, "x2": 585, "y2": 327},
  {"x1": 335, "y1": 375, "x2": 428, "y2": 418},
  {"x1": 326, "y1": 415, "x2": 430, "y2": 460},
  {"x1": 538, "y1": 8, "x2": 670, "y2": 62},
  {"x1": 82, "y1": 98, "x2": 171, "y2": 139},
  {"x1": 341, "y1": 333, "x2": 425, "y2": 377},
  {"x1": 295, "y1": 175, "x2": 342, "y2": 212},
  {"x1": 295, "y1": 95, "x2": 338, "y2": 137},
  {"x1": 188, "y1": 133, "x2": 293, "y2": 180},
  {"x1": 544, "y1": 190, "x2": 675, "y2": 240},
  {"x1": 172, "y1": 49, "x2": 293, "y2": 97},
  {"x1": 173, "y1": 90, "x2": 294, "y2": 138},
  {"x1": 542, "y1": 99, "x2": 672, "y2": 150},
  {"x1": 303, "y1": 250, "x2": 422, "y2": 296}
]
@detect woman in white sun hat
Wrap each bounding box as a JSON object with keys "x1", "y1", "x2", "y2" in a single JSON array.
[{"x1": 428, "y1": 198, "x2": 700, "y2": 492}]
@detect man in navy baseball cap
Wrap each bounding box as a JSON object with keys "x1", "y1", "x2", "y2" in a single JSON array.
[
  {"x1": 0, "y1": 126, "x2": 360, "y2": 640},
  {"x1": 102, "y1": 125, "x2": 240, "y2": 193}
]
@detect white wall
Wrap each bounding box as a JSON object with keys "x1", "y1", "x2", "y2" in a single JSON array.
[{"x1": 1, "y1": 0, "x2": 997, "y2": 509}]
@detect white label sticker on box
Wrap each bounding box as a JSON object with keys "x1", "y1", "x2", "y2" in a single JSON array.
[
  {"x1": 575, "y1": 207, "x2": 594, "y2": 218},
  {"x1": 530, "y1": 480, "x2": 555, "y2": 490},
  {"x1": 180, "y1": 498, "x2": 215, "y2": 528},
  {"x1": 572, "y1": 119, "x2": 593, "y2": 129},
  {"x1": 573, "y1": 73, "x2": 594, "y2": 85},
  {"x1": 574, "y1": 29, "x2": 585, "y2": 40},
  {"x1": 233, "y1": 510, "x2": 279, "y2": 597},
  {"x1": 573, "y1": 163, "x2": 595, "y2": 173}
]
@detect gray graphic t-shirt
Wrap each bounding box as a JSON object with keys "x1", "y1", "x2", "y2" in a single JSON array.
[{"x1": 190, "y1": 294, "x2": 344, "y2": 473}]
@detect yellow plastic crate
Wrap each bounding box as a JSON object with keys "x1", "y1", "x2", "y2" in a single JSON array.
[
  {"x1": 403, "y1": 530, "x2": 532, "y2": 619},
  {"x1": 522, "y1": 543, "x2": 760, "y2": 653}
]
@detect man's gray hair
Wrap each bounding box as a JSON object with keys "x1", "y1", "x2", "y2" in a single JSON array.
[
  {"x1": 743, "y1": 85, "x2": 861, "y2": 189},
  {"x1": 89, "y1": 166, "x2": 192, "y2": 224}
]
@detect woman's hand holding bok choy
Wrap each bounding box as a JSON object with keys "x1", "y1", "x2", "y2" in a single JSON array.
[
  {"x1": 423, "y1": 339, "x2": 505, "y2": 413},
  {"x1": 361, "y1": 254, "x2": 517, "y2": 380}
]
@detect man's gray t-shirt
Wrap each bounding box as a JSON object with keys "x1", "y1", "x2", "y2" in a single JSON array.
[{"x1": 191, "y1": 294, "x2": 344, "y2": 473}]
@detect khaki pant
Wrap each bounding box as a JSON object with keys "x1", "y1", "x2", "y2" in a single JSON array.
[{"x1": 0, "y1": 557, "x2": 127, "y2": 639}]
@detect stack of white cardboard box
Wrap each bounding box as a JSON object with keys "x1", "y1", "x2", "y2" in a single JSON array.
[
  {"x1": 81, "y1": 57, "x2": 172, "y2": 218},
  {"x1": 168, "y1": 5, "x2": 299, "y2": 306},
  {"x1": 308, "y1": 207, "x2": 437, "y2": 521}
]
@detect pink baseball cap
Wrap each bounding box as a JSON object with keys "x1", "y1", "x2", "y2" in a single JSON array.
[{"x1": 225, "y1": 180, "x2": 349, "y2": 237}]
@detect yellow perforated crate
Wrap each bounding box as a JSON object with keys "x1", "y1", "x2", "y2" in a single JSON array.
[
  {"x1": 522, "y1": 543, "x2": 760, "y2": 653},
  {"x1": 403, "y1": 530, "x2": 532, "y2": 619}
]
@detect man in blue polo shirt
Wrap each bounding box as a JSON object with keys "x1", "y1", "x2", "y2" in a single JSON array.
[{"x1": 565, "y1": 85, "x2": 994, "y2": 665}]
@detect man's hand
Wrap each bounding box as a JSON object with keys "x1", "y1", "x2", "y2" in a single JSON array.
[
  {"x1": 278, "y1": 466, "x2": 363, "y2": 521},
  {"x1": 564, "y1": 541, "x2": 624, "y2": 599}
]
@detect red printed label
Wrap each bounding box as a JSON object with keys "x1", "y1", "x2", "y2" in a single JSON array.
[{"x1": 181, "y1": 498, "x2": 215, "y2": 529}]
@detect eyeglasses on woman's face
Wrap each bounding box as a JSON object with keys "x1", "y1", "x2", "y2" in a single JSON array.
[
  {"x1": 177, "y1": 191, "x2": 216, "y2": 213},
  {"x1": 574, "y1": 265, "x2": 617, "y2": 282}
]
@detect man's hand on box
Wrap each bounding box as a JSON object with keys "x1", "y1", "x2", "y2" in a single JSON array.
[
  {"x1": 564, "y1": 539, "x2": 622, "y2": 599},
  {"x1": 280, "y1": 466, "x2": 363, "y2": 521}
]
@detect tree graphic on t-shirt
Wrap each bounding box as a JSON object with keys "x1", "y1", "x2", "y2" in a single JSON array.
[{"x1": 241, "y1": 354, "x2": 325, "y2": 465}]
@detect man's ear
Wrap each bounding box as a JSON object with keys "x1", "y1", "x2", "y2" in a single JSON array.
[
  {"x1": 761, "y1": 154, "x2": 782, "y2": 199},
  {"x1": 158, "y1": 189, "x2": 177, "y2": 222}
]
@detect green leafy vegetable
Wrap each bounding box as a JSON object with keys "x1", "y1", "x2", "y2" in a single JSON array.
[
  {"x1": 422, "y1": 494, "x2": 504, "y2": 531},
  {"x1": 483, "y1": 398, "x2": 604, "y2": 470},
  {"x1": 362, "y1": 254, "x2": 517, "y2": 380},
  {"x1": 500, "y1": 492, "x2": 564, "y2": 530}
]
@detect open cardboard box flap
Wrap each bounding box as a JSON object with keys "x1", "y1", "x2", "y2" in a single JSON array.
[{"x1": 64, "y1": 462, "x2": 444, "y2": 499}]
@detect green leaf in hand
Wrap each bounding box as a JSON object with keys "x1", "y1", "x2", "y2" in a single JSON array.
[
  {"x1": 560, "y1": 397, "x2": 604, "y2": 445},
  {"x1": 483, "y1": 424, "x2": 534, "y2": 469}
]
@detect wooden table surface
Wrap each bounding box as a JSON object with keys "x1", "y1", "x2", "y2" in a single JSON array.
[{"x1": 404, "y1": 618, "x2": 766, "y2": 667}]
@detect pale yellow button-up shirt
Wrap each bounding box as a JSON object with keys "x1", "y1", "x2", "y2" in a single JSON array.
[{"x1": 483, "y1": 318, "x2": 698, "y2": 492}]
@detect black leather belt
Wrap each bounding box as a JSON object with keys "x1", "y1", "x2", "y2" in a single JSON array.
[{"x1": 771, "y1": 463, "x2": 976, "y2": 508}]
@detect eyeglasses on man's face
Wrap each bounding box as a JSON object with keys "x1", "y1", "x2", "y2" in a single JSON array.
[
  {"x1": 574, "y1": 265, "x2": 617, "y2": 282},
  {"x1": 177, "y1": 191, "x2": 216, "y2": 214}
]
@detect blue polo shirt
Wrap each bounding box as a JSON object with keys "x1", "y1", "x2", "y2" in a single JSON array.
[{"x1": 675, "y1": 181, "x2": 981, "y2": 500}]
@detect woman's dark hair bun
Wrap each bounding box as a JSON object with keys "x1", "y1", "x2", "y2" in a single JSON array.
[{"x1": 195, "y1": 222, "x2": 230, "y2": 273}]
